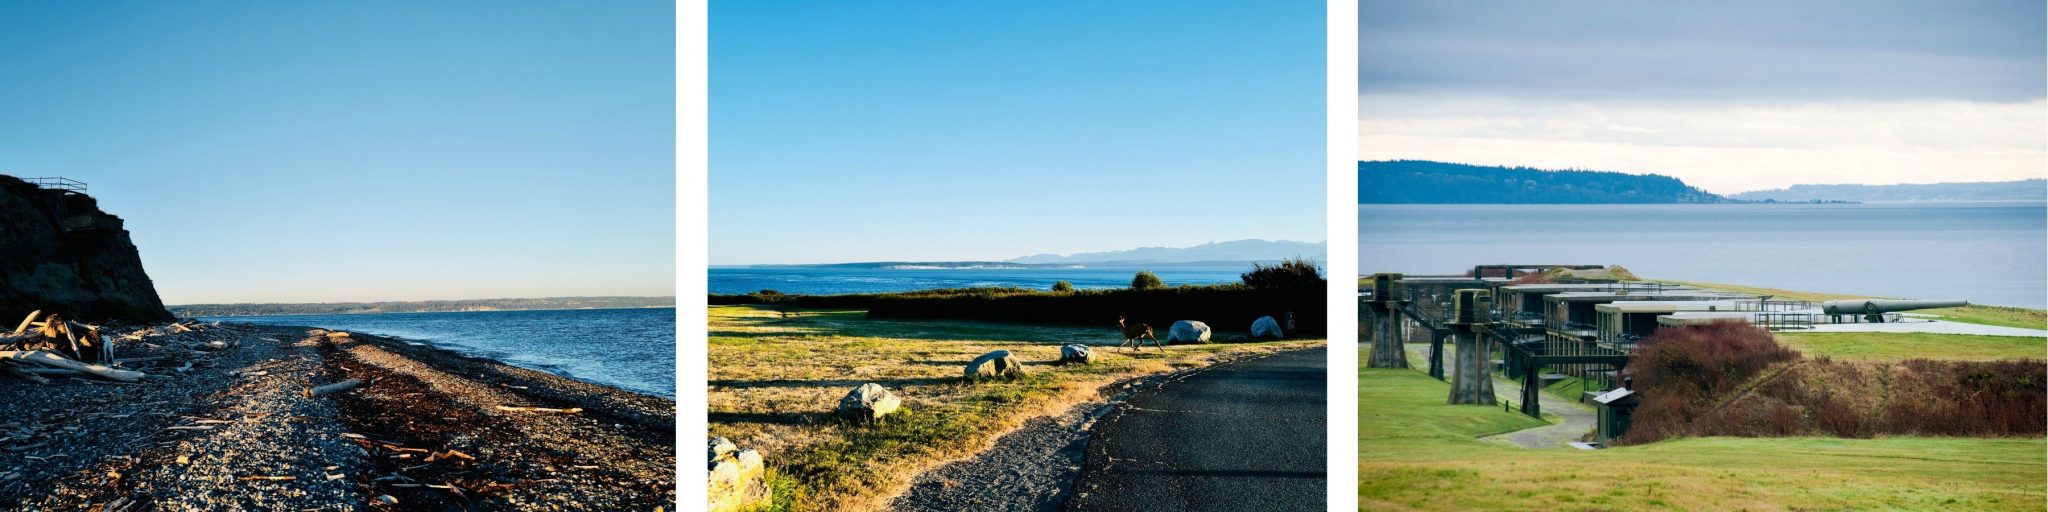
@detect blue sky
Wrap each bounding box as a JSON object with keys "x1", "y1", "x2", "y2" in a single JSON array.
[
  {"x1": 0, "y1": 2, "x2": 675, "y2": 304},
  {"x1": 1358, "y1": 0, "x2": 2047, "y2": 193},
  {"x1": 711, "y1": 1, "x2": 1326, "y2": 265}
]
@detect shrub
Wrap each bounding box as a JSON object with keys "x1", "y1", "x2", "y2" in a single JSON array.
[
  {"x1": 1240, "y1": 257, "x2": 1325, "y2": 290},
  {"x1": 1507, "y1": 272, "x2": 1555, "y2": 285},
  {"x1": 1617, "y1": 320, "x2": 1800, "y2": 445},
  {"x1": 1050, "y1": 280, "x2": 1074, "y2": 292},
  {"x1": 1130, "y1": 271, "x2": 1165, "y2": 291}
]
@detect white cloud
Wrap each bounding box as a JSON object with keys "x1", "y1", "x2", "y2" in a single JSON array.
[{"x1": 1359, "y1": 95, "x2": 2047, "y2": 193}]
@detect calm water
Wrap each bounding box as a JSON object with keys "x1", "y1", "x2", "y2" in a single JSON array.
[
  {"x1": 708, "y1": 267, "x2": 1248, "y2": 295},
  {"x1": 1360, "y1": 203, "x2": 2046, "y2": 308},
  {"x1": 201, "y1": 308, "x2": 676, "y2": 398}
]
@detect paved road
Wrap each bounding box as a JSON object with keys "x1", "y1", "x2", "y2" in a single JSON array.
[
  {"x1": 1403, "y1": 343, "x2": 1594, "y2": 449},
  {"x1": 1065, "y1": 348, "x2": 1326, "y2": 511}
]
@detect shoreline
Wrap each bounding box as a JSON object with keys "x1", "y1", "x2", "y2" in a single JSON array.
[
  {"x1": 201, "y1": 315, "x2": 677, "y2": 400},
  {"x1": 0, "y1": 321, "x2": 676, "y2": 510}
]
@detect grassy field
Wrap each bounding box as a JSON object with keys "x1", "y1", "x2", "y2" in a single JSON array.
[
  {"x1": 1655, "y1": 278, "x2": 2047, "y2": 330},
  {"x1": 1360, "y1": 363, "x2": 2046, "y2": 511},
  {"x1": 1777, "y1": 332, "x2": 2047, "y2": 361},
  {"x1": 708, "y1": 305, "x2": 1322, "y2": 511}
]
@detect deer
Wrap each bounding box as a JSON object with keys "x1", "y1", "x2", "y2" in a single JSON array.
[{"x1": 1117, "y1": 315, "x2": 1162, "y2": 351}]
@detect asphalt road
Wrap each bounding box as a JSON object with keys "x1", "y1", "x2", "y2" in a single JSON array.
[{"x1": 1065, "y1": 347, "x2": 1327, "y2": 511}]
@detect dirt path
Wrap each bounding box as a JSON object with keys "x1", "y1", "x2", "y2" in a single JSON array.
[{"x1": 1403, "y1": 343, "x2": 1594, "y2": 449}]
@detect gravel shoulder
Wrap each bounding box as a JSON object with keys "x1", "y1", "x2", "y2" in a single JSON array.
[{"x1": 0, "y1": 322, "x2": 675, "y2": 511}]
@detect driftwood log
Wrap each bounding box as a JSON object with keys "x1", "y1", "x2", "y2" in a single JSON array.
[
  {"x1": 308, "y1": 379, "x2": 363, "y2": 397},
  {"x1": 0, "y1": 350, "x2": 145, "y2": 382}
]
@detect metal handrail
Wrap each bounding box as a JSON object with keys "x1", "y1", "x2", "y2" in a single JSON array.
[{"x1": 22, "y1": 177, "x2": 86, "y2": 193}]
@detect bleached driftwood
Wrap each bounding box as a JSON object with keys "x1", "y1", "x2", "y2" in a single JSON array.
[
  {"x1": 11, "y1": 310, "x2": 38, "y2": 336},
  {"x1": 495, "y1": 405, "x2": 583, "y2": 414},
  {"x1": 0, "y1": 350, "x2": 145, "y2": 382},
  {"x1": 308, "y1": 379, "x2": 363, "y2": 397}
]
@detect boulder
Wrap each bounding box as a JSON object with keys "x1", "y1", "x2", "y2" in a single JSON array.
[
  {"x1": 965, "y1": 350, "x2": 1025, "y2": 379},
  {"x1": 1060, "y1": 344, "x2": 1094, "y2": 365},
  {"x1": 837, "y1": 383, "x2": 902, "y2": 423},
  {"x1": 325, "y1": 331, "x2": 351, "y2": 338},
  {"x1": 1251, "y1": 316, "x2": 1284, "y2": 339},
  {"x1": 708, "y1": 437, "x2": 771, "y2": 512},
  {"x1": 1166, "y1": 320, "x2": 1211, "y2": 344}
]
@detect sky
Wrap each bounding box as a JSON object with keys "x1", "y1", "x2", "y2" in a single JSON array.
[
  {"x1": 711, "y1": 1, "x2": 1326, "y2": 265},
  {"x1": 1359, "y1": 1, "x2": 2048, "y2": 194},
  {"x1": 0, "y1": 2, "x2": 675, "y2": 304}
]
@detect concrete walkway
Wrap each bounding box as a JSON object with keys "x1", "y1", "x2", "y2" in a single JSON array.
[
  {"x1": 1804, "y1": 318, "x2": 2048, "y2": 337},
  {"x1": 1065, "y1": 348, "x2": 1326, "y2": 511},
  {"x1": 1403, "y1": 343, "x2": 1595, "y2": 449}
]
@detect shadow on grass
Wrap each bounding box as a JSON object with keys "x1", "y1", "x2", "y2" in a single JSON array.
[
  {"x1": 713, "y1": 306, "x2": 1126, "y2": 344},
  {"x1": 708, "y1": 376, "x2": 961, "y2": 389},
  {"x1": 708, "y1": 411, "x2": 826, "y2": 426}
]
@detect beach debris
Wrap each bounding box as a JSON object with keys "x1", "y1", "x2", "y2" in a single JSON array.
[
  {"x1": 495, "y1": 405, "x2": 584, "y2": 414},
  {"x1": 308, "y1": 379, "x2": 364, "y2": 397},
  {"x1": 239, "y1": 475, "x2": 297, "y2": 482},
  {"x1": 1251, "y1": 315, "x2": 1284, "y2": 339},
  {"x1": 837, "y1": 383, "x2": 901, "y2": 423},
  {"x1": 708, "y1": 437, "x2": 771, "y2": 512},
  {"x1": 1, "y1": 350, "x2": 144, "y2": 382},
  {"x1": 1060, "y1": 344, "x2": 1094, "y2": 365},
  {"x1": 964, "y1": 350, "x2": 1025, "y2": 380},
  {"x1": 1166, "y1": 320, "x2": 1213, "y2": 344}
]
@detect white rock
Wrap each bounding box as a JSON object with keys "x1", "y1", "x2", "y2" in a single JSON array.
[
  {"x1": 1166, "y1": 320, "x2": 1212, "y2": 344},
  {"x1": 1251, "y1": 316, "x2": 1284, "y2": 339},
  {"x1": 1060, "y1": 344, "x2": 1094, "y2": 364},
  {"x1": 965, "y1": 350, "x2": 1025, "y2": 379},
  {"x1": 837, "y1": 383, "x2": 902, "y2": 423}
]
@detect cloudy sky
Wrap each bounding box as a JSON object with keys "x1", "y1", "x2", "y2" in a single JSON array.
[{"x1": 1359, "y1": 1, "x2": 2046, "y2": 193}]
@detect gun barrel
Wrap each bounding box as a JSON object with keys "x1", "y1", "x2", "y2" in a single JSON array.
[{"x1": 1821, "y1": 299, "x2": 1969, "y2": 315}]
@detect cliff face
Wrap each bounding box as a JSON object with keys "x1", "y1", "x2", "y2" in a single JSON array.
[{"x1": 0, "y1": 176, "x2": 174, "y2": 323}]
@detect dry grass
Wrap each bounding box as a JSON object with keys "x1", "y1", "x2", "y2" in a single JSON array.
[{"x1": 708, "y1": 305, "x2": 1321, "y2": 511}]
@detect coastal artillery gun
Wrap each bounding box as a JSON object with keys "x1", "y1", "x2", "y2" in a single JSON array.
[{"x1": 1821, "y1": 299, "x2": 1968, "y2": 323}]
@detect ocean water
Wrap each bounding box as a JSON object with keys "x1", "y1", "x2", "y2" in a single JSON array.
[
  {"x1": 707, "y1": 267, "x2": 1249, "y2": 295},
  {"x1": 200, "y1": 308, "x2": 676, "y2": 398},
  {"x1": 1360, "y1": 202, "x2": 2046, "y2": 308}
]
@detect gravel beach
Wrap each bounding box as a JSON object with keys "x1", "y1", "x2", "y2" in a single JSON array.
[{"x1": 0, "y1": 322, "x2": 675, "y2": 511}]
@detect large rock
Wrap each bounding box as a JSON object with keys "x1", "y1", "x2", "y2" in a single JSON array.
[
  {"x1": 965, "y1": 350, "x2": 1025, "y2": 379},
  {"x1": 1251, "y1": 316, "x2": 1284, "y2": 339},
  {"x1": 1166, "y1": 320, "x2": 1212, "y2": 344},
  {"x1": 708, "y1": 437, "x2": 771, "y2": 512},
  {"x1": 1060, "y1": 344, "x2": 1094, "y2": 365},
  {"x1": 837, "y1": 383, "x2": 902, "y2": 423},
  {"x1": 0, "y1": 176, "x2": 173, "y2": 323}
]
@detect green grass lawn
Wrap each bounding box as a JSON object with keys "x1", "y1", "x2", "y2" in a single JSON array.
[
  {"x1": 1778, "y1": 332, "x2": 2047, "y2": 361},
  {"x1": 1360, "y1": 362, "x2": 2046, "y2": 511},
  {"x1": 710, "y1": 305, "x2": 1322, "y2": 511}
]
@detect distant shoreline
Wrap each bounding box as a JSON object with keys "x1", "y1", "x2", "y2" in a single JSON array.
[{"x1": 189, "y1": 305, "x2": 677, "y2": 318}]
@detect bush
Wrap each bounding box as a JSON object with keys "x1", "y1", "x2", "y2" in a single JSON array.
[
  {"x1": 1618, "y1": 320, "x2": 1799, "y2": 445},
  {"x1": 1050, "y1": 280, "x2": 1074, "y2": 293},
  {"x1": 1240, "y1": 257, "x2": 1325, "y2": 290},
  {"x1": 1507, "y1": 272, "x2": 1555, "y2": 285},
  {"x1": 1130, "y1": 271, "x2": 1164, "y2": 290}
]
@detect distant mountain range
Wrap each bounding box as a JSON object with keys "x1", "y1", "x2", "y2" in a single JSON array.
[
  {"x1": 1360, "y1": 160, "x2": 1729, "y2": 204},
  {"x1": 731, "y1": 239, "x2": 1326, "y2": 269},
  {"x1": 1730, "y1": 179, "x2": 2045, "y2": 203},
  {"x1": 1008, "y1": 239, "x2": 1326, "y2": 265},
  {"x1": 170, "y1": 296, "x2": 677, "y2": 317}
]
